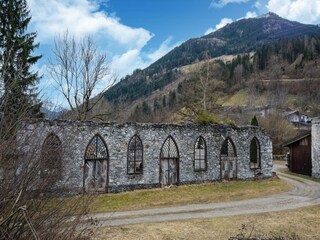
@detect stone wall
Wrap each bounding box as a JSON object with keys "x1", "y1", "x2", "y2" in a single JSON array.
[
  {"x1": 312, "y1": 118, "x2": 320, "y2": 178},
  {"x1": 17, "y1": 120, "x2": 273, "y2": 194}
]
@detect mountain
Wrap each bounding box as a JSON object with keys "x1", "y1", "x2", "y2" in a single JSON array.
[
  {"x1": 157, "y1": 12, "x2": 320, "y2": 70},
  {"x1": 41, "y1": 106, "x2": 66, "y2": 120},
  {"x1": 104, "y1": 13, "x2": 320, "y2": 106}
]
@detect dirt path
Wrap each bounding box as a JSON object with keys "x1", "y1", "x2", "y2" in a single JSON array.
[{"x1": 85, "y1": 164, "x2": 320, "y2": 227}]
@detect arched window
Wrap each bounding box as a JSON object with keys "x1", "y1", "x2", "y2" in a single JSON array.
[
  {"x1": 160, "y1": 136, "x2": 179, "y2": 159},
  {"x1": 160, "y1": 136, "x2": 179, "y2": 186},
  {"x1": 220, "y1": 137, "x2": 237, "y2": 180},
  {"x1": 221, "y1": 137, "x2": 236, "y2": 157},
  {"x1": 85, "y1": 134, "x2": 108, "y2": 160},
  {"x1": 40, "y1": 133, "x2": 62, "y2": 182},
  {"x1": 194, "y1": 136, "x2": 207, "y2": 171},
  {"x1": 84, "y1": 134, "x2": 108, "y2": 192},
  {"x1": 127, "y1": 135, "x2": 143, "y2": 174},
  {"x1": 250, "y1": 137, "x2": 261, "y2": 169}
]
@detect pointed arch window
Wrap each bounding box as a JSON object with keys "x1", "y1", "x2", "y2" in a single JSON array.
[
  {"x1": 194, "y1": 136, "x2": 207, "y2": 171},
  {"x1": 250, "y1": 137, "x2": 261, "y2": 169},
  {"x1": 160, "y1": 136, "x2": 179, "y2": 159},
  {"x1": 220, "y1": 137, "x2": 237, "y2": 180},
  {"x1": 221, "y1": 137, "x2": 237, "y2": 157},
  {"x1": 40, "y1": 133, "x2": 62, "y2": 182},
  {"x1": 85, "y1": 135, "x2": 108, "y2": 160},
  {"x1": 160, "y1": 136, "x2": 179, "y2": 186},
  {"x1": 84, "y1": 134, "x2": 108, "y2": 192},
  {"x1": 127, "y1": 135, "x2": 143, "y2": 174}
]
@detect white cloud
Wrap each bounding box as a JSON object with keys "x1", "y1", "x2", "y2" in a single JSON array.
[
  {"x1": 236, "y1": 11, "x2": 258, "y2": 21},
  {"x1": 25, "y1": 0, "x2": 160, "y2": 107},
  {"x1": 213, "y1": 17, "x2": 233, "y2": 31},
  {"x1": 27, "y1": 0, "x2": 153, "y2": 50},
  {"x1": 147, "y1": 37, "x2": 176, "y2": 63},
  {"x1": 110, "y1": 49, "x2": 148, "y2": 78},
  {"x1": 204, "y1": 11, "x2": 258, "y2": 35},
  {"x1": 244, "y1": 11, "x2": 258, "y2": 18},
  {"x1": 266, "y1": 0, "x2": 320, "y2": 24},
  {"x1": 205, "y1": 18, "x2": 233, "y2": 35},
  {"x1": 27, "y1": 0, "x2": 181, "y2": 79},
  {"x1": 210, "y1": 0, "x2": 250, "y2": 8},
  {"x1": 110, "y1": 38, "x2": 179, "y2": 78},
  {"x1": 204, "y1": 27, "x2": 215, "y2": 35}
]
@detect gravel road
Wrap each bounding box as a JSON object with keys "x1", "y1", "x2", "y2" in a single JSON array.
[{"x1": 85, "y1": 164, "x2": 320, "y2": 227}]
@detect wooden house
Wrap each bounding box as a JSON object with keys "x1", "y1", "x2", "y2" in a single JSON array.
[{"x1": 283, "y1": 131, "x2": 311, "y2": 176}]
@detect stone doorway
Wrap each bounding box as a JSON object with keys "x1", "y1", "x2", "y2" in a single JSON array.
[
  {"x1": 84, "y1": 134, "x2": 109, "y2": 193},
  {"x1": 220, "y1": 137, "x2": 237, "y2": 180},
  {"x1": 160, "y1": 136, "x2": 179, "y2": 187}
]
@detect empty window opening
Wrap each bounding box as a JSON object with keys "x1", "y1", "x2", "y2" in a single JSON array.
[{"x1": 250, "y1": 137, "x2": 261, "y2": 169}]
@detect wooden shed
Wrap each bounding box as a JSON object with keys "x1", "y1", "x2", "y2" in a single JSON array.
[{"x1": 283, "y1": 131, "x2": 311, "y2": 176}]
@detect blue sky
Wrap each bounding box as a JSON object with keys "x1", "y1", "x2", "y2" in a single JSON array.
[{"x1": 25, "y1": 0, "x2": 320, "y2": 107}]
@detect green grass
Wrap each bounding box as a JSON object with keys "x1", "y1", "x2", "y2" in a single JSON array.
[{"x1": 89, "y1": 178, "x2": 291, "y2": 213}]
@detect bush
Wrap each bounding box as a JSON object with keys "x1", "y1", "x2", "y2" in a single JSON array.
[
  {"x1": 195, "y1": 109, "x2": 218, "y2": 125},
  {"x1": 224, "y1": 118, "x2": 236, "y2": 126}
]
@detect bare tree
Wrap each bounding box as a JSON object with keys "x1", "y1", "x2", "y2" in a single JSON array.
[
  {"x1": 197, "y1": 54, "x2": 226, "y2": 112},
  {"x1": 0, "y1": 109, "x2": 91, "y2": 239},
  {"x1": 1, "y1": 63, "x2": 89, "y2": 239},
  {"x1": 199, "y1": 52, "x2": 211, "y2": 111},
  {"x1": 48, "y1": 31, "x2": 115, "y2": 121},
  {"x1": 234, "y1": 64, "x2": 243, "y2": 85},
  {"x1": 260, "y1": 111, "x2": 297, "y2": 154}
]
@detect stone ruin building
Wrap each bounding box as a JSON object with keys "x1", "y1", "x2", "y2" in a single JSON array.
[{"x1": 16, "y1": 120, "x2": 273, "y2": 195}]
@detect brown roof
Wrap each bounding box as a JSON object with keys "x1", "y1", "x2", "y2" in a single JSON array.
[{"x1": 282, "y1": 130, "x2": 311, "y2": 147}]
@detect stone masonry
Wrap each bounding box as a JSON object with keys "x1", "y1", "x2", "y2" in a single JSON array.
[
  {"x1": 312, "y1": 118, "x2": 320, "y2": 178},
  {"x1": 17, "y1": 120, "x2": 273, "y2": 194}
]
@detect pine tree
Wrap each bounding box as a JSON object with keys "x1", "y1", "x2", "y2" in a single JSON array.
[
  {"x1": 0, "y1": 0, "x2": 42, "y2": 136},
  {"x1": 251, "y1": 115, "x2": 259, "y2": 126}
]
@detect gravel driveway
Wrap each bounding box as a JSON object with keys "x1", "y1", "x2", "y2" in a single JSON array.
[{"x1": 85, "y1": 164, "x2": 320, "y2": 227}]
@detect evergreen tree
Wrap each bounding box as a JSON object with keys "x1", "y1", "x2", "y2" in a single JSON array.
[
  {"x1": 251, "y1": 115, "x2": 259, "y2": 126},
  {"x1": 0, "y1": 0, "x2": 42, "y2": 135},
  {"x1": 250, "y1": 139, "x2": 258, "y2": 166}
]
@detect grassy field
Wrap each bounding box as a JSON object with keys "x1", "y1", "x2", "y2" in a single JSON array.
[
  {"x1": 219, "y1": 89, "x2": 268, "y2": 106},
  {"x1": 88, "y1": 167, "x2": 320, "y2": 240},
  {"x1": 93, "y1": 205, "x2": 320, "y2": 240},
  {"x1": 89, "y1": 177, "x2": 291, "y2": 213}
]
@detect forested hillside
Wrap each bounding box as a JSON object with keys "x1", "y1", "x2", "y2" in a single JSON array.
[
  {"x1": 89, "y1": 35, "x2": 320, "y2": 125},
  {"x1": 103, "y1": 13, "x2": 320, "y2": 110},
  {"x1": 69, "y1": 13, "x2": 320, "y2": 152}
]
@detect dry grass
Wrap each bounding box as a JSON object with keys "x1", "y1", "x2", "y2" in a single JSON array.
[
  {"x1": 219, "y1": 89, "x2": 268, "y2": 106},
  {"x1": 279, "y1": 168, "x2": 320, "y2": 183},
  {"x1": 92, "y1": 205, "x2": 320, "y2": 240},
  {"x1": 89, "y1": 178, "x2": 291, "y2": 213}
]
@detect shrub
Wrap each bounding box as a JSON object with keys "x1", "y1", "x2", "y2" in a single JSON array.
[{"x1": 195, "y1": 109, "x2": 218, "y2": 125}]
